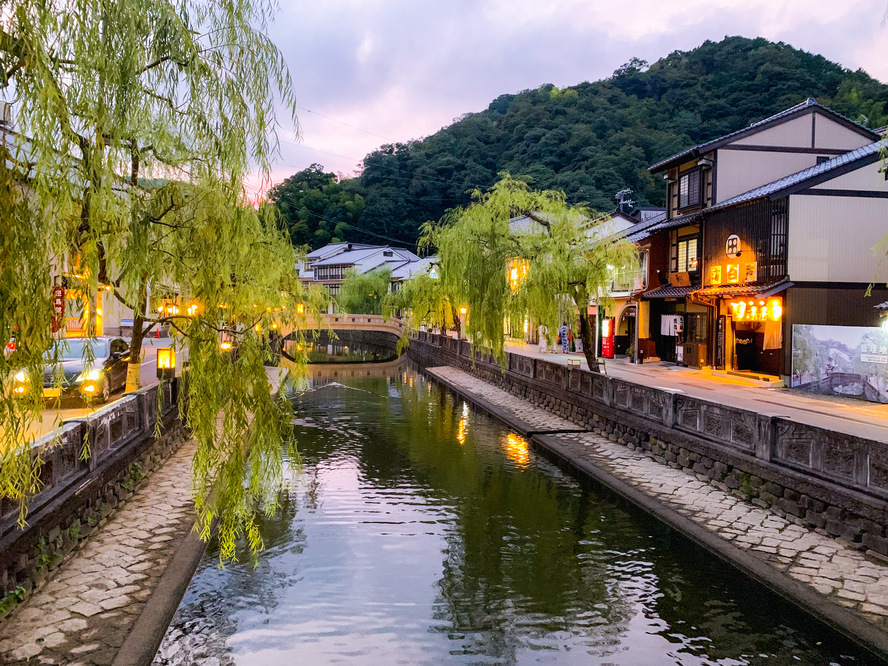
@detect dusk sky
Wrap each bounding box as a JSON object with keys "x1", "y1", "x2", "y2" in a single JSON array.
[{"x1": 253, "y1": 0, "x2": 888, "y2": 194}]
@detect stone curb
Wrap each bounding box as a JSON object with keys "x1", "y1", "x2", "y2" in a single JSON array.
[
  {"x1": 424, "y1": 366, "x2": 888, "y2": 665},
  {"x1": 111, "y1": 526, "x2": 209, "y2": 666}
]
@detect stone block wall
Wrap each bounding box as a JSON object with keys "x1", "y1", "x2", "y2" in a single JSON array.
[
  {"x1": 0, "y1": 380, "x2": 185, "y2": 615},
  {"x1": 408, "y1": 333, "x2": 888, "y2": 561}
]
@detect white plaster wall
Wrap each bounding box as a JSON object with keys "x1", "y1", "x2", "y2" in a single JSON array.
[
  {"x1": 716, "y1": 150, "x2": 816, "y2": 202},
  {"x1": 811, "y1": 160, "x2": 886, "y2": 192},
  {"x1": 732, "y1": 115, "x2": 812, "y2": 148},
  {"x1": 787, "y1": 194, "x2": 888, "y2": 282}
]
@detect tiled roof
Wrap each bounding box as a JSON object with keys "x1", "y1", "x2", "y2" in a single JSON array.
[
  {"x1": 649, "y1": 98, "x2": 878, "y2": 173},
  {"x1": 642, "y1": 283, "x2": 699, "y2": 299},
  {"x1": 693, "y1": 279, "x2": 792, "y2": 298},
  {"x1": 707, "y1": 139, "x2": 887, "y2": 211},
  {"x1": 640, "y1": 210, "x2": 701, "y2": 235},
  {"x1": 875, "y1": 301, "x2": 888, "y2": 310},
  {"x1": 312, "y1": 246, "x2": 419, "y2": 267},
  {"x1": 390, "y1": 256, "x2": 438, "y2": 280},
  {"x1": 306, "y1": 242, "x2": 376, "y2": 259}
]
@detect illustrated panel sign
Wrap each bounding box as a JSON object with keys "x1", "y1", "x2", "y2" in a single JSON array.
[{"x1": 791, "y1": 324, "x2": 888, "y2": 403}]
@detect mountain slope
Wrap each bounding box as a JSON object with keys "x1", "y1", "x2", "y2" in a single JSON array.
[{"x1": 271, "y1": 36, "x2": 888, "y2": 249}]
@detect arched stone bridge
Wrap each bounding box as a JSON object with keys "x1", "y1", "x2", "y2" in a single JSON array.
[
  {"x1": 277, "y1": 314, "x2": 406, "y2": 359},
  {"x1": 276, "y1": 314, "x2": 406, "y2": 340}
]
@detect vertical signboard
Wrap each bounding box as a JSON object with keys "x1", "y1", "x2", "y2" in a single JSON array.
[
  {"x1": 601, "y1": 318, "x2": 615, "y2": 359},
  {"x1": 51, "y1": 285, "x2": 66, "y2": 334}
]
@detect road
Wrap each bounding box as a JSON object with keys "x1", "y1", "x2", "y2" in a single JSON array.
[
  {"x1": 27, "y1": 340, "x2": 177, "y2": 440},
  {"x1": 506, "y1": 342, "x2": 888, "y2": 444}
]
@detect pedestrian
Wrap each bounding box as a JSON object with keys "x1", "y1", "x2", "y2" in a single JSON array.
[
  {"x1": 559, "y1": 322, "x2": 569, "y2": 354},
  {"x1": 538, "y1": 324, "x2": 547, "y2": 353}
]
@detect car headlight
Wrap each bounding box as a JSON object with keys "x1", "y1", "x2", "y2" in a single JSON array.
[
  {"x1": 77, "y1": 369, "x2": 102, "y2": 383},
  {"x1": 14, "y1": 371, "x2": 26, "y2": 383}
]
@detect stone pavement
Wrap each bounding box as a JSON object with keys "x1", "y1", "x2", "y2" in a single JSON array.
[
  {"x1": 428, "y1": 365, "x2": 888, "y2": 632},
  {"x1": 506, "y1": 342, "x2": 888, "y2": 443},
  {"x1": 0, "y1": 439, "x2": 197, "y2": 664}
]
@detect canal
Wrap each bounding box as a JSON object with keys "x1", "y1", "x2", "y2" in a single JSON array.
[{"x1": 156, "y1": 362, "x2": 871, "y2": 665}]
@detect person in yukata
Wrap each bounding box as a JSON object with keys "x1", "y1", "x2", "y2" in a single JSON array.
[
  {"x1": 559, "y1": 322, "x2": 569, "y2": 354},
  {"x1": 538, "y1": 324, "x2": 547, "y2": 353}
]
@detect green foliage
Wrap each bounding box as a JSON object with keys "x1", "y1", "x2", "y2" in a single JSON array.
[
  {"x1": 0, "y1": 0, "x2": 321, "y2": 561},
  {"x1": 409, "y1": 175, "x2": 636, "y2": 366},
  {"x1": 384, "y1": 271, "x2": 456, "y2": 336},
  {"x1": 276, "y1": 36, "x2": 888, "y2": 250},
  {"x1": 269, "y1": 164, "x2": 365, "y2": 247},
  {"x1": 337, "y1": 267, "x2": 392, "y2": 315}
]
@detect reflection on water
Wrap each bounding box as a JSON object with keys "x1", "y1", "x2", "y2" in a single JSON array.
[
  {"x1": 157, "y1": 363, "x2": 871, "y2": 665},
  {"x1": 287, "y1": 339, "x2": 399, "y2": 364},
  {"x1": 503, "y1": 433, "x2": 529, "y2": 467}
]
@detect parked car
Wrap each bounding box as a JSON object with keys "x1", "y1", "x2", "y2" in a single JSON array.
[{"x1": 14, "y1": 337, "x2": 131, "y2": 404}]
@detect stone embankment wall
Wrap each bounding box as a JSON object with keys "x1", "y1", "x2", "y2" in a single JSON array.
[
  {"x1": 408, "y1": 333, "x2": 888, "y2": 560},
  {"x1": 0, "y1": 379, "x2": 185, "y2": 617}
]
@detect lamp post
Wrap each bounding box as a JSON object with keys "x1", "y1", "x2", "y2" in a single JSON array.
[{"x1": 156, "y1": 347, "x2": 175, "y2": 380}]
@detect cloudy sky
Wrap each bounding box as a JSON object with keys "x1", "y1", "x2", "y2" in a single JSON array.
[{"x1": 253, "y1": 0, "x2": 888, "y2": 193}]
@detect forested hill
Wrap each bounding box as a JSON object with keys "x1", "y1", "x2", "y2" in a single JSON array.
[{"x1": 271, "y1": 36, "x2": 888, "y2": 250}]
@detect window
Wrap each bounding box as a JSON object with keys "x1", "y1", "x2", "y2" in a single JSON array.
[
  {"x1": 686, "y1": 313, "x2": 708, "y2": 344},
  {"x1": 383, "y1": 250, "x2": 393, "y2": 257},
  {"x1": 676, "y1": 236, "x2": 698, "y2": 272},
  {"x1": 326, "y1": 284, "x2": 340, "y2": 296},
  {"x1": 816, "y1": 156, "x2": 830, "y2": 165},
  {"x1": 315, "y1": 266, "x2": 345, "y2": 281},
  {"x1": 678, "y1": 169, "x2": 701, "y2": 209}
]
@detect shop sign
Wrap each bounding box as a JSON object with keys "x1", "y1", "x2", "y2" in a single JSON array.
[
  {"x1": 725, "y1": 234, "x2": 741, "y2": 258},
  {"x1": 601, "y1": 318, "x2": 615, "y2": 359},
  {"x1": 51, "y1": 285, "x2": 66, "y2": 333},
  {"x1": 729, "y1": 297, "x2": 783, "y2": 322},
  {"x1": 710, "y1": 261, "x2": 757, "y2": 285}
]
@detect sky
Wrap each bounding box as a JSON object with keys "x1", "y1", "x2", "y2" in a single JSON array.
[{"x1": 251, "y1": 0, "x2": 888, "y2": 195}]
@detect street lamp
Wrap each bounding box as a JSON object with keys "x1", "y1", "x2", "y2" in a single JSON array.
[{"x1": 156, "y1": 347, "x2": 175, "y2": 380}]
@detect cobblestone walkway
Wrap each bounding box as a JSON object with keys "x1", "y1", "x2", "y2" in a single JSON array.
[
  {"x1": 428, "y1": 366, "x2": 888, "y2": 631},
  {"x1": 0, "y1": 440, "x2": 197, "y2": 664}
]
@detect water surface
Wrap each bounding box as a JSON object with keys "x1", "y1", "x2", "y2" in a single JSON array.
[{"x1": 157, "y1": 363, "x2": 870, "y2": 665}]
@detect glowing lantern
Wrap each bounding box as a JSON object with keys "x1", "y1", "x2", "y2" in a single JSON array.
[{"x1": 156, "y1": 347, "x2": 175, "y2": 380}]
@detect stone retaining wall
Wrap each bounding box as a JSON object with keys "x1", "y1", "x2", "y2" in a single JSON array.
[
  {"x1": 0, "y1": 379, "x2": 185, "y2": 617},
  {"x1": 408, "y1": 333, "x2": 888, "y2": 560}
]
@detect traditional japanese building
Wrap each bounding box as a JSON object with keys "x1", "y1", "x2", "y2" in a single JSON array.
[{"x1": 634, "y1": 98, "x2": 888, "y2": 383}]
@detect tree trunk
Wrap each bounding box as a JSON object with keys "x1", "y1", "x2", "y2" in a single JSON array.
[
  {"x1": 574, "y1": 285, "x2": 600, "y2": 373},
  {"x1": 125, "y1": 277, "x2": 149, "y2": 393},
  {"x1": 578, "y1": 311, "x2": 600, "y2": 373}
]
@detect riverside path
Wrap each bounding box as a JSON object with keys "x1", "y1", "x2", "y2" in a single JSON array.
[
  {"x1": 506, "y1": 343, "x2": 888, "y2": 444},
  {"x1": 0, "y1": 439, "x2": 198, "y2": 664}
]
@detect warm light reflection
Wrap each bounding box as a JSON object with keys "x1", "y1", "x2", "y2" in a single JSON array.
[
  {"x1": 457, "y1": 419, "x2": 467, "y2": 445},
  {"x1": 503, "y1": 433, "x2": 529, "y2": 467}
]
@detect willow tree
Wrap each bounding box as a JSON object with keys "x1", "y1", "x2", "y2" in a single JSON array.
[
  {"x1": 414, "y1": 175, "x2": 637, "y2": 371},
  {"x1": 0, "y1": 0, "x2": 314, "y2": 556},
  {"x1": 384, "y1": 271, "x2": 457, "y2": 336},
  {"x1": 337, "y1": 267, "x2": 392, "y2": 315}
]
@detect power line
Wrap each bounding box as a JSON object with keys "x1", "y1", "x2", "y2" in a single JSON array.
[
  {"x1": 301, "y1": 209, "x2": 419, "y2": 248},
  {"x1": 297, "y1": 106, "x2": 394, "y2": 143},
  {"x1": 280, "y1": 138, "x2": 481, "y2": 191}
]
